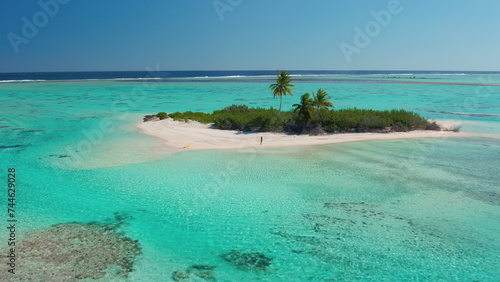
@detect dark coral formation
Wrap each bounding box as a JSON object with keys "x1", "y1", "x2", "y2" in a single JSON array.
[
  {"x1": 104, "y1": 211, "x2": 135, "y2": 228},
  {"x1": 467, "y1": 190, "x2": 500, "y2": 205},
  {"x1": 220, "y1": 250, "x2": 272, "y2": 271},
  {"x1": 0, "y1": 218, "x2": 141, "y2": 281},
  {"x1": 172, "y1": 265, "x2": 217, "y2": 281},
  {"x1": 172, "y1": 270, "x2": 190, "y2": 281},
  {"x1": 270, "y1": 201, "x2": 489, "y2": 281}
]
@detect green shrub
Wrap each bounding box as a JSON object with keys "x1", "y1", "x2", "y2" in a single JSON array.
[
  {"x1": 217, "y1": 104, "x2": 250, "y2": 113},
  {"x1": 322, "y1": 108, "x2": 428, "y2": 133},
  {"x1": 156, "y1": 105, "x2": 430, "y2": 134},
  {"x1": 168, "y1": 111, "x2": 214, "y2": 124},
  {"x1": 212, "y1": 107, "x2": 291, "y2": 132},
  {"x1": 156, "y1": 112, "x2": 168, "y2": 120},
  {"x1": 425, "y1": 122, "x2": 441, "y2": 131}
]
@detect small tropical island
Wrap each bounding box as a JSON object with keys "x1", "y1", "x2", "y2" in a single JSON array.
[{"x1": 139, "y1": 71, "x2": 465, "y2": 152}]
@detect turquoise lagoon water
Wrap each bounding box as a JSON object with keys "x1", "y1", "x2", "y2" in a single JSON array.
[{"x1": 0, "y1": 75, "x2": 499, "y2": 281}]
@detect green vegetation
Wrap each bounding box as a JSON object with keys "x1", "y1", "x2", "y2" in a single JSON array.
[
  {"x1": 158, "y1": 105, "x2": 291, "y2": 131},
  {"x1": 156, "y1": 112, "x2": 168, "y2": 120},
  {"x1": 312, "y1": 89, "x2": 334, "y2": 125},
  {"x1": 213, "y1": 106, "x2": 290, "y2": 131},
  {"x1": 150, "y1": 70, "x2": 439, "y2": 134},
  {"x1": 269, "y1": 70, "x2": 295, "y2": 119},
  {"x1": 168, "y1": 111, "x2": 213, "y2": 123},
  {"x1": 293, "y1": 93, "x2": 315, "y2": 125},
  {"x1": 321, "y1": 108, "x2": 431, "y2": 133},
  {"x1": 154, "y1": 104, "x2": 433, "y2": 134}
]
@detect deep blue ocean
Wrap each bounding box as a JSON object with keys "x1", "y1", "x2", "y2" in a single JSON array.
[{"x1": 2, "y1": 70, "x2": 500, "y2": 82}]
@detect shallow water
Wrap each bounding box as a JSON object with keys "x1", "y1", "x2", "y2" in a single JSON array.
[{"x1": 1, "y1": 75, "x2": 499, "y2": 280}]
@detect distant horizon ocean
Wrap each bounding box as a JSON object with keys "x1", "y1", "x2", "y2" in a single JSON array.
[
  {"x1": 1, "y1": 72, "x2": 498, "y2": 280},
  {"x1": 2, "y1": 70, "x2": 500, "y2": 82}
]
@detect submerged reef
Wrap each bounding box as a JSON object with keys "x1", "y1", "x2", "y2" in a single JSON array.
[
  {"x1": 466, "y1": 190, "x2": 500, "y2": 205},
  {"x1": 269, "y1": 201, "x2": 490, "y2": 280},
  {"x1": 0, "y1": 213, "x2": 141, "y2": 281},
  {"x1": 172, "y1": 264, "x2": 217, "y2": 281},
  {"x1": 220, "y1": 250, "x2": 272, "y2": 271}
]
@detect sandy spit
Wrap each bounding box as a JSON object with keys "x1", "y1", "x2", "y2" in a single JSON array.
[{"x1": 137, "y1": 119, "x2": 470, "y2": 154}]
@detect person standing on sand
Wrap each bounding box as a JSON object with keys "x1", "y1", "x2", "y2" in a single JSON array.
[{"x1": 260, "y1": 136, "x2": 263, "y2": 145}]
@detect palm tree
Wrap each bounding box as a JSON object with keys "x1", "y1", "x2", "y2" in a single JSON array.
[
  {"x1": 312, "y1": 88, "x2": 334, "y2": 125},
  {"x1": 269, "y1": 70, "x2": 295, "y2": 119},
  {"x1": 293, "y1": 93, "x2": 315, "y2": 124}
]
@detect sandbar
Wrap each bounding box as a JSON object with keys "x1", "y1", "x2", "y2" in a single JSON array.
[{"x1": 137, "y1": 119, "x2": 470, "y2": 153}]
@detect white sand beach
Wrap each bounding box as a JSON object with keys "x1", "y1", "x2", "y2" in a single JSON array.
[{"x1": 137, "y1": 119, "x2": 470, "y2": 153}]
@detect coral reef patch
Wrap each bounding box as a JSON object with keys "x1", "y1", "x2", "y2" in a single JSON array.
[
  {"x1": 220, "y1": 250, "x2": 272, "y2": 271},
  {"x1": 0, "y1": 214, "x2": 141, "y2": 281}
]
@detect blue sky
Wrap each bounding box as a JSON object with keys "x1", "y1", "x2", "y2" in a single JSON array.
[{"x1": 1, "y1": 0, "x2": 499, "y2": 72}]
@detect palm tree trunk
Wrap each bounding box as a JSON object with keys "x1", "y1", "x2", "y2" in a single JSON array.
[
  {"x1": 278, "y1": 95, "x2": 283, "y2": 120},
  {"x1": 315, "y1": 106, "x2": 321, "y2": 126},
  {"x1": 318, "y1": 107, "x2": 323, "y2": 126}
]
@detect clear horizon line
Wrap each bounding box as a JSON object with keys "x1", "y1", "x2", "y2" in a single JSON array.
[{"x1": 2, "y1": 69, "x2": 500, "y2": 74}]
